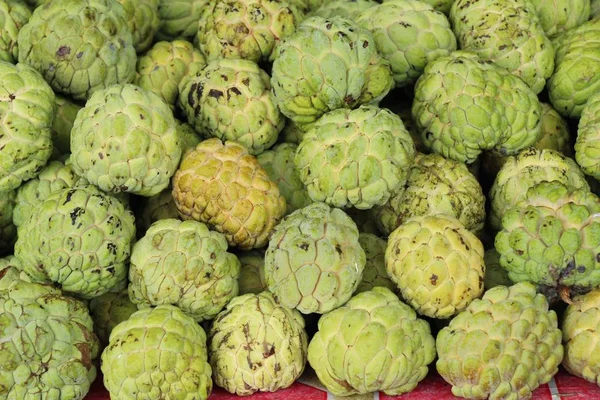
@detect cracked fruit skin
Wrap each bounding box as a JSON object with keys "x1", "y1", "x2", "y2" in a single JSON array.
[
  {"x1": 576, "y1": 91, "x2": 600, "y2": 180},
  {"x1": 436, "y1": 282, "x2": 563, "y2": 400},
  {"x1": 412, "y1": 51, "x2": 542, "y2": 164},
  {"x1": 270, "y1": 16, "x2": 394, "y2": 132},
  {"x1": 495, "y1": 181, "x2": 600, "y2": 297},
  {"x1": 101, "y1": 305, "x2": 213, "y2": 400},
  {"x1": 295, "y1": 105, "x2": 416, "y2": 210},
  {"x1": 0, "y1": 61, "x2": 55, "y2": 192},
  {"x1": 172, "y1": 138, "x2": 286, "y2": 250},
  {"x1": 357, "y1": 0, "x2": 457, "y2": 88},
  {"x1": 17, "y1": 0, "x2": 136, "y2": 101},
  {"x1": 88, "y1": 287, "x2": 137, "y2": 347},
  {"x1": 0, "y1": 189, "x2": 16, "y2": 256},
  {"x1": 385, "y1": 214, "x2": 485, "y2": 319},
  {"x1": 549, "y1": 18, "x2": 600, "y2": 118},
  {"x1": 372, "y1": 152, "x2": 485, "y2": 236},
  {"x1": 156, "y1": 0, "x2": 208, "y2": 41},
  {"x1": 488, "y1": 148, "x2": 590, "y2": 231},
  {"x1": 0, "y1": 272, "x2": 99, "y2": 400},
  {"x1": 0, "y1": 0, "x2": 31, "y2": 63},
  {"x1": 179, "y1": 58, "x2": 283, "y2": 155},
  {"x1": 128, "y1": 218, "x2": 241, "y2": 322},
  {"x1": 356, "y1": 233, "x2": 396, "y2": 294},
  {"x1": 449, "y1": 0, "x2": 554, "y2": 94},
  {"x1": 307, "y1": 287, "x2": 436, "y2": 396},
  {"x1": 14, "y1": 185, "x2": 136, "y2": 299},
  {"x1": 197, "y1": 0, "x2": 304, "y2": 63},
  {"x1": 562, "y1": 290, "x2": 600, "y2": 386},
  {"x1": 209, "y1": 291, "x2": 308, "y2": 396},
  {"x1": 528, "y1": 0, "x2": 590, "y2": 39},
  {"x1": 264, "y1": 202, "x2": 366, "y2": 314},
  {"x1": 70, "y1": 84, "x2": 182, "y2": 197}
]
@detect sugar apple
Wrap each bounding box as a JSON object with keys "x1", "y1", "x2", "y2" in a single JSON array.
[
  {"x1": 528, "y1": 0, "x2": 590, "y2": 38},
  {"x1": 562, "y1": 290, "x2": 600, "y2": 385},
  {"x1": 156, "y1": 0, "x2": 208, "y2": 41},
  {"x1": 179, "y1": 58, "x2": 283, "y2": 155},
  {"x1": 237, "y1": 250, "x2": 267, "y2": 295},
  {"x1": 483, "y1": 248, "x2": 513, "y2": 290},
  {"x1": 172, "y1": 138, "x2": 286, "y2": 250},
  {"x1": 88, "y1": 287, "x2": 137, "y2": 346},
  {"x1": 0, "y1": 189, "x2": 16, "y2": 256},
  {"x1": 196, "y1": 0, "x2": 304, "y2": 63},
  {"x1": 449, "y1": 0, "x2": 554, "y2": 94},
  {"x1": 176, "y1": 119, "x2": 203, "y2": 152},
  {"x1": 287, "y1": 0, "x2": 322, "y2": 13},
  {"x1": 136, "y1": 187, "x2": 180, "y2": 233},
  {"x1": 0, "y1": 272, "x2": 100, "y2": 399},
  {"x1": 355, "y1": 233, "x2": 395, "y2": 294},
  {"x1": 372, "y1": 153, "x2": 485, "y2": 236},
  {"x1": 495, "y1": 181, "x2": 600, "y2": 302},
  {"x1": 280, "y1": 119, "x2": 305, "y2": 144},
  {"x1": 135, "y1": 40, "x2": 206, "y2": 109},
  {"x1": 17, "y1": 0, "x2": 136, "y2": 101},
  {"x1": 345, "y1": 207, "x2": 380, "y2": 235},
  {"x1": 311, "y1": 0, "x2": 378, "y2": 19},
  {"x1": 594, "y1": 0, "x2": 600, "y2": 18},
  {"x1": 70, "y1": 84, "x2": 182, "y2": 197},
  {"x1": 307, "y1": 287, "x2": 436, "y2": 396},
  {"x1": 101, "y1": 305, "x2": 213, "y2": 400},
  {"x1": 128, "y1": 218, "x2": 241, "y2": 322},
  {"x1": 295, "y1": 105, "x2": 416, "y2": 210},
  {"x1": 270, "y1": 16, "x2": 394, "y2": 131},
  {"x1": 0, "y1": 0, "x2": 31, "y2": 63},
  {"x1": 436, "y1": 282, "x2": 563, "y2": 399},
  {"x1": 576, "y1": 91, "x2": 600, "y2": 180},
  {"x1": 386, "y1": 214, "x2": 485, "y2": 319},
  {"x1": 116, "y1": 0, "x2": 159, "y2": 53},
  {"x1": 50, "y1": 95, "x2": 82, "y2": 158},
  {"x1": 488, "y1": 148, "x2": 590, "y2": 231},
  {"x1": 356, "y1": 0, "x2": 457, "y2": 88},
  {"x1": 14, "y1": 185, "x2": 136, "y2": 299},
  {"x1": 397, "y1": 0, "x2": 454, "y2": 14},
  {"x1": 0, "y1": 61, "x2": 55, "y2": 191},
  {"x1": 209, "y1": 291, "x2": 308, "y2": 395},
  {"x1": 0, "y1": 255, "x2": 28, "y2": 281},
  {"x1": 264, "y1": 202, "x2": 366, "y2": 314},
  {"x1": 548, "y1": 17, "x2": 600, "y2": 118},
  {"x1": 257, "y1": 143, "x2": 312, "y2": 215},
  {"x1": 412, "y1": 51, "x2": 542, "y2": 164}
]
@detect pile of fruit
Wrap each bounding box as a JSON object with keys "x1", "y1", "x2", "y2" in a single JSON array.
[{"x1": 3, "y1": 0, "x2": 600, "y2": 399}]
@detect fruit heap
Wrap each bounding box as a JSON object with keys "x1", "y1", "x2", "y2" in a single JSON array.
[{"x1": 2, "y1": 0, "x2": 600, "y2": 399}]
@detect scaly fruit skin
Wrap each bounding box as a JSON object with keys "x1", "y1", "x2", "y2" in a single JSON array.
[
  {"x1": 88, "y1": 288, "x2": 137, "y2": 346},
  {"x1": 549, "y1": 18, "x2": 600, "y2": 118},
  {"x1": 593, "y1": 0, "x2": 600, "y2": 18},
  {"x1": 70, "y1": 84, "x2": 182, "y2": 197},
  {"x1": 0, "y1": 274, "x2": 99, "y2": 400},
  {"x1": 196, "y1": 0, "x2": 304, "y2": 63},
  {"x1": 449, "y1": 0, "x2": 554, "y2": 94},
  {"x1": 357, "y1": 0, "x2": 457, "y2": 88},
  {"x1": 101, "y1": 305, "x2": 213, "y2": 400},
  {"x1": 287, "y1": 0, "x2": 322, "y2": 13},
  {"x1": 495, "y1": 181, "x2": 600, "y2": 295},
  {"x1": 177, "y1": 119, "x2": 202, "y2": 153},
  {"x1": 356, "y1": 233, "x2": 396, "y2": 294},
  {"x1": 488, "y1": 148, "x2": 590, "y2": 231},
  {"x1": 257, "y1": 143, "x2": 312, "y2": 214},
  {"x1": 137, "y1": 187, "x2": 180, "y2": 233},
  {"x1": 483, "y1": 248, "x2": 512, "y2": 290},
  {"x1": 398, "y1": 0, "x2": 454, "y2": 14},
  {"x1": 386, "y1": 214, "x2": 485, "y2": 319},
  {"x1": 264, "y1": 202, "x2": 366, "y2": 314},
  {"x1": 372, "y1": 153, "x2": 485, "y2": 236},
  {"x1": 128, "y1": 219, "x2": 241, "y2": 322},
  {"x1": 0, "y1": 189, "x2": 16, "y2": 255},
  {"x1": 209, "y1": 291, "x2": 308, "y2": 395},
  {"x1": 172, "y1": 138, "x2": 287, "y2": 250},
  {"x1": 51, "y1": 95, "x2": 82, "y2": 158},
  {"x1": 0, "y1": 62, "x2": 55, "y2": 191},
  {"x1": 237, "y1": 250, "x2": 267, "y2": 295},
  {"x1": 295, "y1": 105, "x2": 416, "y2": 210},
  {"x1": 311, "y1": 0, "x2": 377, "y2": 19},
  {"x1": 412, "y1": 51, "x2": 542, "y2": 164},
  {"x1": 179, "y1": 59, "x2": 283, "y2": 155},
  {"x1": 562, "y1": 290, "x2": 600, "y2": 385},
  {"x1": 14, "y1": 185, "x2": 136, "y2": 299},
  {"x1": 307, "y1": 287, "x2": 436, "y2": 396},
  {"x1": 271, "y1": 16, "x2": 394, "y2": 131},
  {"x1": 156, "y1": 0, "x2": 208, "y2": 41},
  {"x1": 529, "y1": 0, "x2": 590, "y2": 38},
  {"x1": 0, "y1": 256, "x2": 29, "y2": 282},
  {"x1": 17, "y1": 0, "x2": 136, "y2": 101},
  {"x1": 437, "y1": 282, "x2": 563, "y2": 399},
  {"x1": 116, "y1": 0, "x2": 159, "y2": 53},
  {"x1": 12, "y1": 160, "x2": 83, "y2": 227},
  {"x1": 576, "y1": 91, "x2": 600, "y2": 180},
  {"x1": 136, "y1": 40, "x2": 206, "y2": 108},
  {"x1": 0, "y1": 0, "x2": 31, "y2": 63}
]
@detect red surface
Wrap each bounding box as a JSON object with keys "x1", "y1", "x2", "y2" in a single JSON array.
[{"x1": 87, "y1": 369, "x2": 600, "y2": 399}]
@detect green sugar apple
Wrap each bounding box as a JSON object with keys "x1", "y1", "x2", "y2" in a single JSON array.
[
  {"x1": 528, "y1": 0, "x2": 590, "y2": 38},
  {"x1": 576, "y1": 91, "x2": 600, "y2": 180},
  {"x1": 156, "y1": 0, "x2": 208, "y2": 41},
  {"x1": 0, "y1": 0, "x2": 31, "y2": 63}
]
